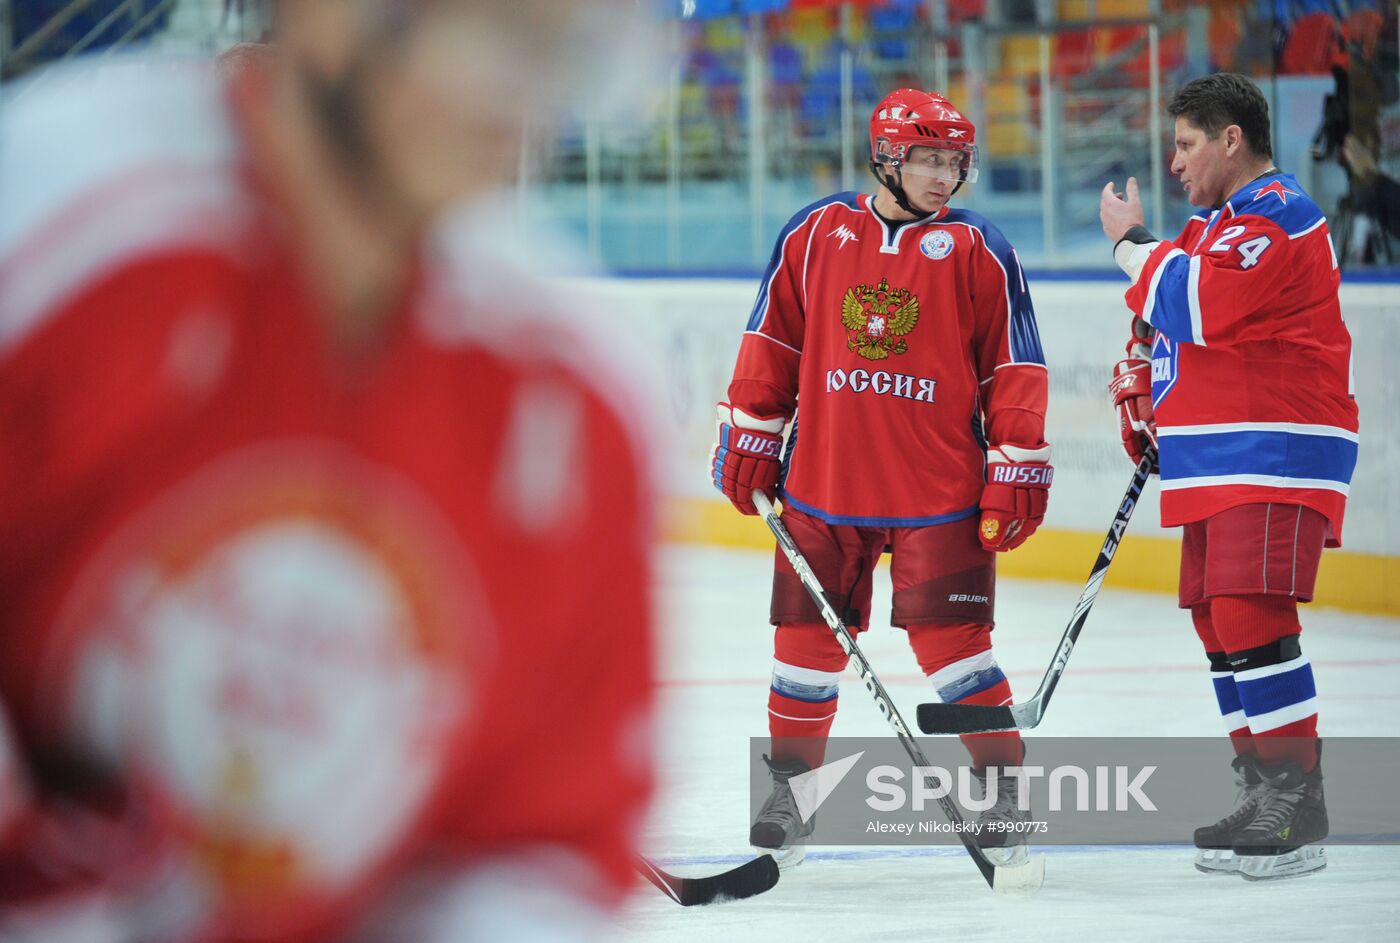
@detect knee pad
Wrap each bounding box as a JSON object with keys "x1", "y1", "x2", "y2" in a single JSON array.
[
  {"x1": 774, "y1": 622, "x2": 850, "y2": 673},
  {"x1": 907, "y1": 622, "x2": 1007, "y2": 707},
  {"x1": 772, "y1": 622, "x2": 848, "y2": 707},
  {"x1": 905, "y1": 622, "x2": 992, "y2": 676},
  {"x1": 1223, "y1": 634, "x2": 1304, "y2": 673},
  {"x1": 1210, "y1": 594, "x2": 1301, "y2": 655}
]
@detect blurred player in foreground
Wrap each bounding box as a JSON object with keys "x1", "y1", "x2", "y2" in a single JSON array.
[
  {"x1": 1101, "y1": 73, "x2": 1356, "y2": 880},
  {"x1": 711, "y1": 89, "x2": 1051, "y2": 867},
  {"x1": 0, "y1": 1, "x2": 657, "y2": 939}
]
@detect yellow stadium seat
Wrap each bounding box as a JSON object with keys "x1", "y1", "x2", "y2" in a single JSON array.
[
  {"x1": 987, "y1": 120, "x2": 1035, "y2": 156},
  {"x1": 999, "y1": 35, "x2": 1042, "y2": 78},
  {"x1": 944, "y1": 79, "x2": 968, "y2": 110},
  {"x1": 983, "y1": 78, "x2": 1035, "y2": 156},
  {"x1": 1095, "y1": 0, "x2": 1150, "y2": 18},
  {"x1": 986, "y1": 79, "x2": 1029, "y2": 117},
  {"x1": 704, "y1": 18, "x2": 745, "y2": 52}
]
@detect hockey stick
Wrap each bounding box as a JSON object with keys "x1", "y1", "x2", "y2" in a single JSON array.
[
  {"x1": 916, "y1": 449, "x2": 1156, "y2": 735},
  {"x1": 635, "y1": 853, "x2": 779, "y2": 906},
  {"x1": 751, "y1": 491, "x2": 1044, "y2": 895}
]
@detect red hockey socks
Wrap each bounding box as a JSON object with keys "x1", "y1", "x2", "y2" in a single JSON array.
[
  {"x1": 1208, "y1": 594, "x2": 1317, "y2": 771},
  {"x1": 906, "y1": 622, "x2": 1023, "y2": 769},
  {"x1": 1191, "y1": 603, "x2": 1255, "y2": 758},
  {"x1": 768, "y1": 623, "x2": 851, "y2": 770}
]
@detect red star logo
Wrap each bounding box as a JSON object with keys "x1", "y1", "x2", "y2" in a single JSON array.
[{"x1": 1255, "y1": 181, "x2": 1298, "y2": 204}]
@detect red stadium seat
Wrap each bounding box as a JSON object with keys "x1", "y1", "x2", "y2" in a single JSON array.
[{"x1": 1279, "y1": 11, "x2": 1340, "y2": 75}]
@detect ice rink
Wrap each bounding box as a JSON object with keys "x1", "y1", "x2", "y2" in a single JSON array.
[{"x1": 620, "y1": 544, "x2": 1400, "y2": 942}]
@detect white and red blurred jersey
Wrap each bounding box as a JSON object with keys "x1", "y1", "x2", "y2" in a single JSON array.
[
  {"x1": 729, "y1": 192, "x2": 1048, "y2": 526},
  {"x1": 1125, "y1": 172, "x2": 1357, "y2": 543},
  {"x1": 0, "y1": 58, "x2": 654, "y2": 941}
]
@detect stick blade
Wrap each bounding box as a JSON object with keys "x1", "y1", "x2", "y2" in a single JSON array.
[
  {"x1": 916, "y1": 701, "x2": 1020, "y2": 734},
  {"x1": 678, "y1": 854, "x2": 780, "y2": 905},
  {"x1": 639, "y1": 854, "x2": 780, "y2": 906},
  {"x1": 992, "y1": 854, "x2": 1046, "y2": 896}
]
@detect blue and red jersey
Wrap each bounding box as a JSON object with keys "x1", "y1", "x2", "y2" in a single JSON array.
[
  {"x1": 726, "y1": 192, "x2": 1048, "y2": 526},
  {"x1": 1125, "y1": 172, "x2": 1358, "y2": 543}
]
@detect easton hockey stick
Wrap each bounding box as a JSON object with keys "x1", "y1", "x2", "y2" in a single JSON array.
[
  {"x1": 752, "y1": 491, "x2": 1044, "y2": 895},
  {"x1": 635, "y1": 854, "x2": 779, "y2": 906},
  {"x1": 916, "y1": 448, "x2": 1156, "y2": 736}
]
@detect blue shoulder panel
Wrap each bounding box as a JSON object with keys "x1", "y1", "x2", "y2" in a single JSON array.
[
  {"x1": 941, "y1": 208, "x2": 1046, "y2": 364},
  {"x1": 745, "y1": 192, "x2": 862, "y2": 331},
  {"x1": 1227, "y1": 172, "x2": 1325, "y2": 236}
]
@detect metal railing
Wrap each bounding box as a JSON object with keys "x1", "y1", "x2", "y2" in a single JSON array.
[
  {"x1": 2, "y1": 0, "x2": 178, "y2": 80},
  {"x1": 525, "y1": 13, "x2": 1187, "y2": 270}
]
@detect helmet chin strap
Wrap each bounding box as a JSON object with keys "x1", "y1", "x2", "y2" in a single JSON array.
[
  {"x1": 870, "y1": 161, "x2": 966, "y2": 218},
  {"x1": 870, "y1": 162, "x2": 925, "y2": 218}
]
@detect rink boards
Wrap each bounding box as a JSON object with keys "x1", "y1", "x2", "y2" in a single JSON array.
[{"x1": 565, "y1": 276, "x2": 1400, "y2": 615}]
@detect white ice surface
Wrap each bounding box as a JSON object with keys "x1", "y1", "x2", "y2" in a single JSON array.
[{"x1": 619, "y1": 545, "x2": 1400, "y2": 942}]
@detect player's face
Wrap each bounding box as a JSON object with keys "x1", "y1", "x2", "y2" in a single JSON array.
[
  {"x1": 361, "y1": 4, "x2": 544, "y2": 217},
  {"x1": 900, "y1": 145, "x2": 964, "y2": 213},
  {"x1": 294, "y1": 0, "x2": 657, "y2": 221},
  {"x1": 1170, "y1": 117, "x2": 1231, "y2": 208}
]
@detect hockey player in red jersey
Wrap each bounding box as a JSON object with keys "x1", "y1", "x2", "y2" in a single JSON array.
[
  {"x1": 711, "y1": 89, "x2": 1051, "y2": 867},
  {"x1": 0, "y1": 2, "x2": 657, "y2": 939},
  {"x1": 1101, "y1": 73, "x2": 1355, "y2": 880}
]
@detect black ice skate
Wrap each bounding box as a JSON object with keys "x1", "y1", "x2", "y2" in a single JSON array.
[
  {"x1": 1232, "y1": 754, "x2": 1328, "y2": 881},
  {"x1": 750, "y1": 755, "x2": 815, "y2": 869},
  {"x1": 971, "y1": 765, "x2": 1030, "y2": 868},
  {"x1": 1193, "y1": 754, "x2": 1264, "y2": 874}
]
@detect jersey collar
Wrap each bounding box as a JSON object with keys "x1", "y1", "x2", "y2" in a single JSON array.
[
  {"x1": 862, "y1": 194, "x2": 945, "y2": 254},
  {"x1": 1220, "y1": 168, "x2": 1287, "y2": 213}
]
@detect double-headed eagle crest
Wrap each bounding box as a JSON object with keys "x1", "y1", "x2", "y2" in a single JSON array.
[{"x1": 840, "y1": 277, "x2": 918, "y2": 360}]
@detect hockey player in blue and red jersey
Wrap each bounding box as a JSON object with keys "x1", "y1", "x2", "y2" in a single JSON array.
[
  {"x1": 1101, "y1": 73, "x2": 1356, "y2": 881},
  {"x1": 709, "y1": 88, "x2": 1051, "y2": 867}
]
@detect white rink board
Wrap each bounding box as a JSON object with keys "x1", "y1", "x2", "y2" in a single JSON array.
[{"x1": 564, "y1": 277, "x2": 1399, "y2": 556}]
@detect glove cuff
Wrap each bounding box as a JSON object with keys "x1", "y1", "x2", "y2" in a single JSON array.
[
  {"x1": 1112, "y1": 226, "x2": 1160, "y2": 282},
  {"x1": 716, "y1": 401, "x2": 785, "y2": 434},
  {"x1": 988, "y1": 443, "x2": 1051, "y2": 464},
  {"x1": 1110, "y1": 359, "x2": 1152, "y2": 400}
]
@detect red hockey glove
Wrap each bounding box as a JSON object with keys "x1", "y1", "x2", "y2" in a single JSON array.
[
  {"x1": 1109, "y1": 343, "x2": 1158, "y2": 471},
  {"x1": 0, "y1": 713, "x2": 178, "y2": 935},
  {"x1": 979, "y1": 444, "x2": 1053, "y2": 552},
  {"x1": 711, "y1": 403, "x2": 784, "y2": 515}
]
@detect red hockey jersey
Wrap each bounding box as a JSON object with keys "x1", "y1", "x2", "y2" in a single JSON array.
[
  {"x1": 1125, "y1": 172, "x2": 1357, "y2": 542},
  {"x1": 0, "y1": 59, "x2": 654, "y2": 940},
  {"x1": 728, "y1": 192, "x2": 1048, "y2": 525}
]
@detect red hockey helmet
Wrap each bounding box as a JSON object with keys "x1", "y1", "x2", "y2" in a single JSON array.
[{"x1": 869, "y1": 88, "x2": 979, "y2": 209}]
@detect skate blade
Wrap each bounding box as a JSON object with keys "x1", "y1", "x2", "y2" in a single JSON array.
[
  {"x1": 1238, "y1": 846, "x2": 1326, "y2": 882},
  {"x1": 754, "y1": 844, "x2": 805, "y2": 871},
  {"x1": 991, "y1": 853, "x2": 1045, "y2": 896},
  {"x1": 983, "y1": 843, "x2": 1030, "y2": 868},
  {"x1": 1193, "y1": 849, "x2": 1238, "y2": 874}
]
